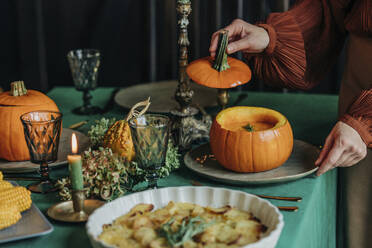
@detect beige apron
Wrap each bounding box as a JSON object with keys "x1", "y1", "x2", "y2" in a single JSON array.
[{"x1": 338, "y1": 34, "x2": 372, "y2": 248}]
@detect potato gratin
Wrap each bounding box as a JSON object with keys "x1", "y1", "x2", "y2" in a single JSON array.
[{"x1": 98, "y1": 201, "x2": 267, "y2": 248}]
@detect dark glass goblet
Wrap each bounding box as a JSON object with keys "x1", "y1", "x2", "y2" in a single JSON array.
[
  {"x1": 20, "y1": 111, "x2": 63, "y2": 193},
  {"x1": 129, "y1": 114, "x2": 170, "y2": 188},
  {"x1": 67, "y1": 49, "x2": 101, "y2": 115}
]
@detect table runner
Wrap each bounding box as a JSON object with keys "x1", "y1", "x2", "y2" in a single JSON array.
[{"x1": 2, "y1": 87, "x2": 338, "y2": 248}]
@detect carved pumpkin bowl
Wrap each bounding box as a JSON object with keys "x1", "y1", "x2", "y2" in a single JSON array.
[{"x1": 209, "y1": 106, "x2": 294, "y2": 173}]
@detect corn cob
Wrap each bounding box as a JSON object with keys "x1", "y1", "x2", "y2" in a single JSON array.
[
  {"x1": 0, "y1": 205, "x2": 21, "y2": 230},
  {"x1": 0, "y1": 171, "x2": 3, "y2": 180},
  {"x1": 0, "y1": 180, "x2": 13, "y2": 190},
  {"x1": 0, "y1": 186, "x2": 32, "y2": 212}
]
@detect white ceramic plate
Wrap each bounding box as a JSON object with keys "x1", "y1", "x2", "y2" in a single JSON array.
[
  {"x1": 114, "y1": 80, "x2": 217, "y2": 113},
  {"x1": 0, "y1": 128, "x2": 90, "y2": 173},
  {"x1": 86, "y1": 186, "x2": 284, "y2": 248}
]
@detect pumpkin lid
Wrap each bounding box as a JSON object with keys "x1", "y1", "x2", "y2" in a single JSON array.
[
  {"x1": 0, "y1": 81, "x2": 56, "y2": 106},
  {"x1": 186, "y1": 31, "x2": 252, "y2": 89},
  {"x1": 187, "y1": 57, "x2": 251, "y2": 89}
]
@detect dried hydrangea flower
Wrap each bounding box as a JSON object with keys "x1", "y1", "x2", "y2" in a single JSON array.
[
  {"x1": 56, "y1": 140, "x2": 180, "y2": 201},
  {"x1": 87, "y1": 118, "x2": 116, "y2": 148}
]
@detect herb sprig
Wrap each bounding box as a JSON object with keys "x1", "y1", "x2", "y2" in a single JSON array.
[
  {"x1": 243, "y1": 123, "x2": 254, "y2": 132},
  {"x1": 158, "y1": 217, "x2": 214, "y2": 247}
]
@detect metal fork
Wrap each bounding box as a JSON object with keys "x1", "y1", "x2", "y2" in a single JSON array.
[{"x1": 191, "y1": 180, "x2": 300, "y2": 212}]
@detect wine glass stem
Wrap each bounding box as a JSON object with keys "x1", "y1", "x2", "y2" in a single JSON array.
[
  {"x1": 147, "y1": 171, "x2": 159, "y2": 189},
  {"x1": 39, "y1": 161, "x2": 50, "y2": 182},
  {"x1": 148, "y1": 180, "x2": 157, "y2": 189},
  {"x1": 83, "y1": 90, "x2": 92, "y2": 109}
]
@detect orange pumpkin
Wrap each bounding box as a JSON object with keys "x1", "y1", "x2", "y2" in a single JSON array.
[
  {"x1": 186, "y1": 30, "x2": 251, "y2": 89},
  {"x1": 209, "y1": 106, "x2": 293, "y2": 172},
  {"x1": 0, "y1": 81, "x2": 59, "y2": 161}
]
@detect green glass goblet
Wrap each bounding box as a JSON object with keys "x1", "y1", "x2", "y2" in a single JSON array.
[
  {"x1": 129, "y1": 114, "x2": 170, "y2": 188},
  {"x1": 20, "y1": 111, "x2": 63, "y2": 193},
  {"x1": 67, "y1": 49, "x2": 101, "y2": 115}
]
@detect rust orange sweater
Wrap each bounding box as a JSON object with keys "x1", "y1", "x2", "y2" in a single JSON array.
[{"x1": 250, "y1": 0, "x2": 372, "y2": 148}]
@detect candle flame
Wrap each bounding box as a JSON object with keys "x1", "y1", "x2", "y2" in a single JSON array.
[{"x1": 71, "y1": 133, "x2": 78, "y2": 154}]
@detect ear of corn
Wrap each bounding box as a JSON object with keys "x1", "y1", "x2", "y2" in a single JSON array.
[
  {"x1": 0, "y1": 180, "x2": 13, "y2": 190},
  {"x1": 0, "y1": 176, "x2": 33, "y2": 229},
  {"x1": 0, "y1": 205, "x2": 21, "y2": 230},
  {"x1": 0, "y1": 186, "x2": 32, "y2": 212}
]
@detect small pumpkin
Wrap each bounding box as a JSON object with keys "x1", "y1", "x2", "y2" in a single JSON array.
[
  {"x1": 209, "y1": 106, "x2": 293, "y2": 173},
  {"x1": 103, "y1": 98, "x2": 151, "y2": 162},
  {"x1": 0, "y1": 81, "x2": 59, "y2": 161},
  {"x1": 186, "y1": 30, "x2": 252, "y2": 89}
]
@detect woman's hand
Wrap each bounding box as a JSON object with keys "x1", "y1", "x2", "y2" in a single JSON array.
[
  {"x1": 209, "y1": 19, "x2": 270, "y2": 57},
  {"x1": 315, "y1": 121, "x2": 367, "y2": 176}
]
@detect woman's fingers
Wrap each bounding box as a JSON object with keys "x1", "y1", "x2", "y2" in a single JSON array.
[
  {"x1": 315, "y1": 121, "x2": 367, "y2": 176},
  {"x1": 316, "y1": 141, "x2": 344, "y2": 176},
  {"x1": 227, "y1": 38, "x2": 251, "y2": 54},
  {"x1": 209, "y1": 19, "x2": 270, "y2": 56},
  {"x1": 337, "y1": 144, "x2": 366, "y2": 167},
  {"x1": 341, "y1": 154, "x2": 362, "y2": 167},
  {"x1": 315, "y1": 134, "x2": 333, "y2": 166},
  {"x1": 209, "y1": 19, "x2": 247, "y2": 56}
]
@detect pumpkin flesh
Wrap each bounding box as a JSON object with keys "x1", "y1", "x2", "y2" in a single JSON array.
[{"x1": 209, "y1": 106, "x2": 293, "y2": 173}]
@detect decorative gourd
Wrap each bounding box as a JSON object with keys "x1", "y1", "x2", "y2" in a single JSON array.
[
  {"x1": 209, "y1": 106, "x2": 293, "y2": 172},
  {"x1": 186, "y1": 30, "x2": 251, "y2": 89},
  {"x1": 103, "y1": 98, "x2": 151, "y2": 162},
  {"x1": 0, "y1": 81, "x2": 59, "y2": 161}
]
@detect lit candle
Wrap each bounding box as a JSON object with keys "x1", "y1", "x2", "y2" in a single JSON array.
[{"x1": 67, "y1": 133, "x2": 84, "y2": 190}]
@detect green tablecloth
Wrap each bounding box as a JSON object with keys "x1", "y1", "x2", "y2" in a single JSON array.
[{"x1": 3, "y1": 87, "x2": 338, "y2": 248}]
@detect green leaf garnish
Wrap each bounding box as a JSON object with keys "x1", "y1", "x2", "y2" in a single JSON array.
[
  {"x1": 158, "y1": 216, "x2": 214, "y2": 247},
  {"x1": 243, "y1": 123, "x2": 254, "y2": 132}
]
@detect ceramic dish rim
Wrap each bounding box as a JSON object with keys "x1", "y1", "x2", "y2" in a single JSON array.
[{"x1": 86, "y1": 186, "x2": 284, "y2": 248}]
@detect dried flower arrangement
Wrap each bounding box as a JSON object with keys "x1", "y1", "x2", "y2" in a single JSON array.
[{"x1": 56, "y1": 117, "x2": 180, "y2": 201}]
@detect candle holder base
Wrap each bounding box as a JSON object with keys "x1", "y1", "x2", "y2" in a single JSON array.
[
  {"x1": 28, "y1": 180, "x2": 58, "y2": 194},
  {"x1": 170, "y1": 107, "x2": 212, "y2": 151},
  {"x1": 47, "y1": 199, "x2": 104, "y2": 223}
]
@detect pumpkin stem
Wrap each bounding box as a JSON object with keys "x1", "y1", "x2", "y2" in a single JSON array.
[
  {"x1": 243, "y1": 123, "x2": 254, "y2": 132},
  {"x1": 212, "y1": 30, "x2": 230, "y2": 72},
  {"x1": 10, "y1": 81, "x2": 27, "y2": 96},
  {"x1": 126, "y1": 97, "x2": 151, "y2": 122}
]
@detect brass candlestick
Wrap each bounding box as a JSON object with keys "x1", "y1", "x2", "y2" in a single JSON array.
[
  {"x1": 47, "y1": 190, "x2": 104, "y2": 223},
  {"x1": 174, "y1": 0, "x2": 195, "y2": 115},
  {"x1": 217, "y1": 89, "x2": 229, "y2": 109},
  {"x1": 171, "y1": 0, "x2": 211, "y2": 150}
]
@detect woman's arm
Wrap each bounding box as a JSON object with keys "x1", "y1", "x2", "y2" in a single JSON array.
[
  {"x1": 315, "y1": 90, "x2": 372, "y2": 175},
  {"x1": 210, "y1": 0, "x2": 348, "y2": 90},
  {"x1": 340, "y1": 90, "x2": 372, "y2": 148},
  {"x1": 250, "y1": 0, "x2": 347, "y2": 90}
]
